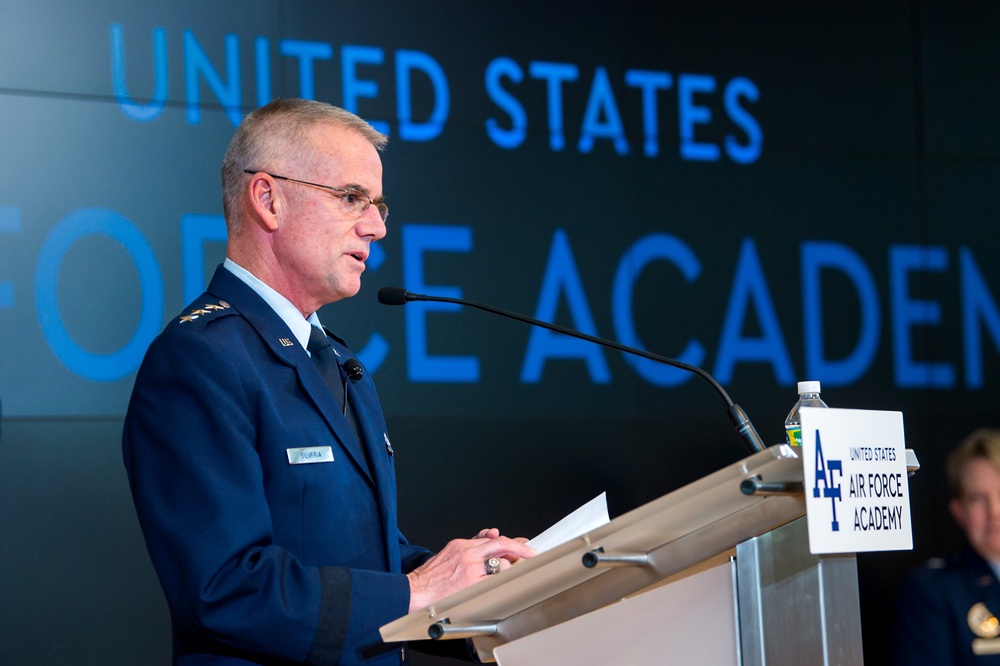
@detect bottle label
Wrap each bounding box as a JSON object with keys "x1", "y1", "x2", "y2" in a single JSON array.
[{"x1": 786, "y1": 425, "x2": 802, "y2": 447}]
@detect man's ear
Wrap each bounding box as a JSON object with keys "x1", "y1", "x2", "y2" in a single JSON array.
[
  {"x1": 950, "y1": 497, "x2": 967, "y2": 529},
  {"x1": 247, "y1": 173, "x2": 280, "y2": 231}
]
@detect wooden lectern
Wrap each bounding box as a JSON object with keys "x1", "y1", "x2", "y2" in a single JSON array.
[{"x1": 381, "y1": 443, "x2": 911, "y2": 664}]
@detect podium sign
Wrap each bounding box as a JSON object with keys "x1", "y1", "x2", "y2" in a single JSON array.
[{"x1": 800, "y1": 407, "x2": 912, "y2": 554}]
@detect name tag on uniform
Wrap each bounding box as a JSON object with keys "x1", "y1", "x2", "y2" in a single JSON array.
[{"x1": 286, "y1": 446, "x2": 334, "y2": 465}]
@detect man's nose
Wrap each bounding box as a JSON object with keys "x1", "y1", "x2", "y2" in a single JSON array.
[
  {"x1": 357, "y1": 206, "x2": 386, "y2": 241},
  {"x1": 988, "y1": 495, "x2": 1000, "y2": 519}
]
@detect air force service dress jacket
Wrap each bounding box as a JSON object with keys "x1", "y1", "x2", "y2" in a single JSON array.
[
  {"x1": 123, "y1": 265, "x2": 431, "y2": 665},
  {"x1": 893, "y1": 548, "x2": 1000, "y2": 665}
]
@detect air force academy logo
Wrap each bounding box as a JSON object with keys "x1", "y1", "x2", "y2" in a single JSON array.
[{"x1": 802, "y1": 408, "x2": 912, "y2": 555}]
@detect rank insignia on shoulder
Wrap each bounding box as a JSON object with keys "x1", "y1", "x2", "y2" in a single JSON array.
[{"x1": 179, "y1": 300, "x2": 231, "y2": 323}]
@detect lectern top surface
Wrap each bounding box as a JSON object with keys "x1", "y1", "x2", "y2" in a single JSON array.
[{"x1": 381, "y1": 444, "x2": 807, "y2": 644}]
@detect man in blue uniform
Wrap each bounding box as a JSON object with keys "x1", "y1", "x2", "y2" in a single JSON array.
[
  {"x1": 123, "y1": 99, "x2": 533, "y2": 665},
  {"x1": 893, "y1": 429, "x2": 1000, "y2": 665}
]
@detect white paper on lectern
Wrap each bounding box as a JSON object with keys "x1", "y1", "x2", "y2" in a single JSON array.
[{"x1": 526, "y1": 492, "x2": 609, "y2": 553}]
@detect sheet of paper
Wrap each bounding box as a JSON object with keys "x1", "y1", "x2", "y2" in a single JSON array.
[{"x1": 526, "y1": 492, "x2": 609, "y2": 554}]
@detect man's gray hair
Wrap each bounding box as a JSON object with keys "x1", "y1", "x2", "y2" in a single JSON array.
[{"x1": 221, "y1": 99, "x2": 387, "y2": 234}]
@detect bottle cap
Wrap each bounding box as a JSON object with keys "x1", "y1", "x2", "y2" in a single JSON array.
[{"x1": 797, "y1": 380, "x2": 821, "y2": 394}]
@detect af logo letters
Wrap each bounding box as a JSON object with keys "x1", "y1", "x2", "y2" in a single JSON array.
[{"x1": 812, "y1": 431, "x2": 843, "y2": 532}]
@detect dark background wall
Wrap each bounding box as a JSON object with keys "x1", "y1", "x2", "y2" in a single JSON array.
[{"x1": 1, "y1": 1, "x2": 998, "y2": 663}]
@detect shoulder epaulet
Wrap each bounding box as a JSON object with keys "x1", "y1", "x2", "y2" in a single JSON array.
[{"x1": 178, "y1": 300, "x2": 233, "y2": 324}]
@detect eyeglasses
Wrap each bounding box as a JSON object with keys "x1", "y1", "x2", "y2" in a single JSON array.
[{"x1": 244, "y1": 169, "x2": 388, "y2": 222}]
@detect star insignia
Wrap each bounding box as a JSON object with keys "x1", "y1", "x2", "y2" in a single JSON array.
[{"x1": 178, "y1": 300, "x2": 233, "y2": 323}]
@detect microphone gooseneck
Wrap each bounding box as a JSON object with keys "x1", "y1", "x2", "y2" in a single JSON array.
[{"x1": 376, "y1": 286, "x2": 766, "y2": 454}]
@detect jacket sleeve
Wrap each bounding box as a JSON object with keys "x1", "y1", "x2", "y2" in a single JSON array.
[
  {"x1": 122, "y1": 321, "x2": 411, "y2": 664},
  {"x1": 891, "y1": 566, "x2": 958, "y2": 666}
]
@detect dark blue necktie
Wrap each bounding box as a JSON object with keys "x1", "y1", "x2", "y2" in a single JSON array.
[
  {"x1": 307, "y1": 326, "x2": 368, "y2": 475},
  {"x1": 307, "y1": 325, "x2": 347, "y2": 413}
]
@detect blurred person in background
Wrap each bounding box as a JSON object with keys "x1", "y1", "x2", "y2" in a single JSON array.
[{"x1": 893, "y1": 428, "x2": 1000, "y2": 665}]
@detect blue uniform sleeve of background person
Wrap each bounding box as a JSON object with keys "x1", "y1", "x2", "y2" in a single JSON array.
[{"x1": 892, "y1": 564, "x2": 958, "y2": 666}]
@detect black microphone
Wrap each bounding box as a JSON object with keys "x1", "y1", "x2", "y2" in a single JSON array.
[
  {"x1": 343, "y1": 358, "x2": 364, "y2": 381},
  {"x1": 377, "y1": 286, "x2": 766, "y2": 455}
]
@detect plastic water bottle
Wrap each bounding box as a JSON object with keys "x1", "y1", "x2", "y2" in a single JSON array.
[{"x1": 785, "y1": 380, "x2": 827, "y2": 446}]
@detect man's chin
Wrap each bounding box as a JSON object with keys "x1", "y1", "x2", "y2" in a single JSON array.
[
  {"x1": 332, "y1": 282, "x2": 362, "y2": 302},
  {"x1": 974, "y1": 540, "x2": 1000, "y2": 560}
]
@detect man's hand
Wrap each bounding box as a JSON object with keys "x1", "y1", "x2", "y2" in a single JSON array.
[{"x1": 406, "y1": 529, "x2": 536, "y2": 612}]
